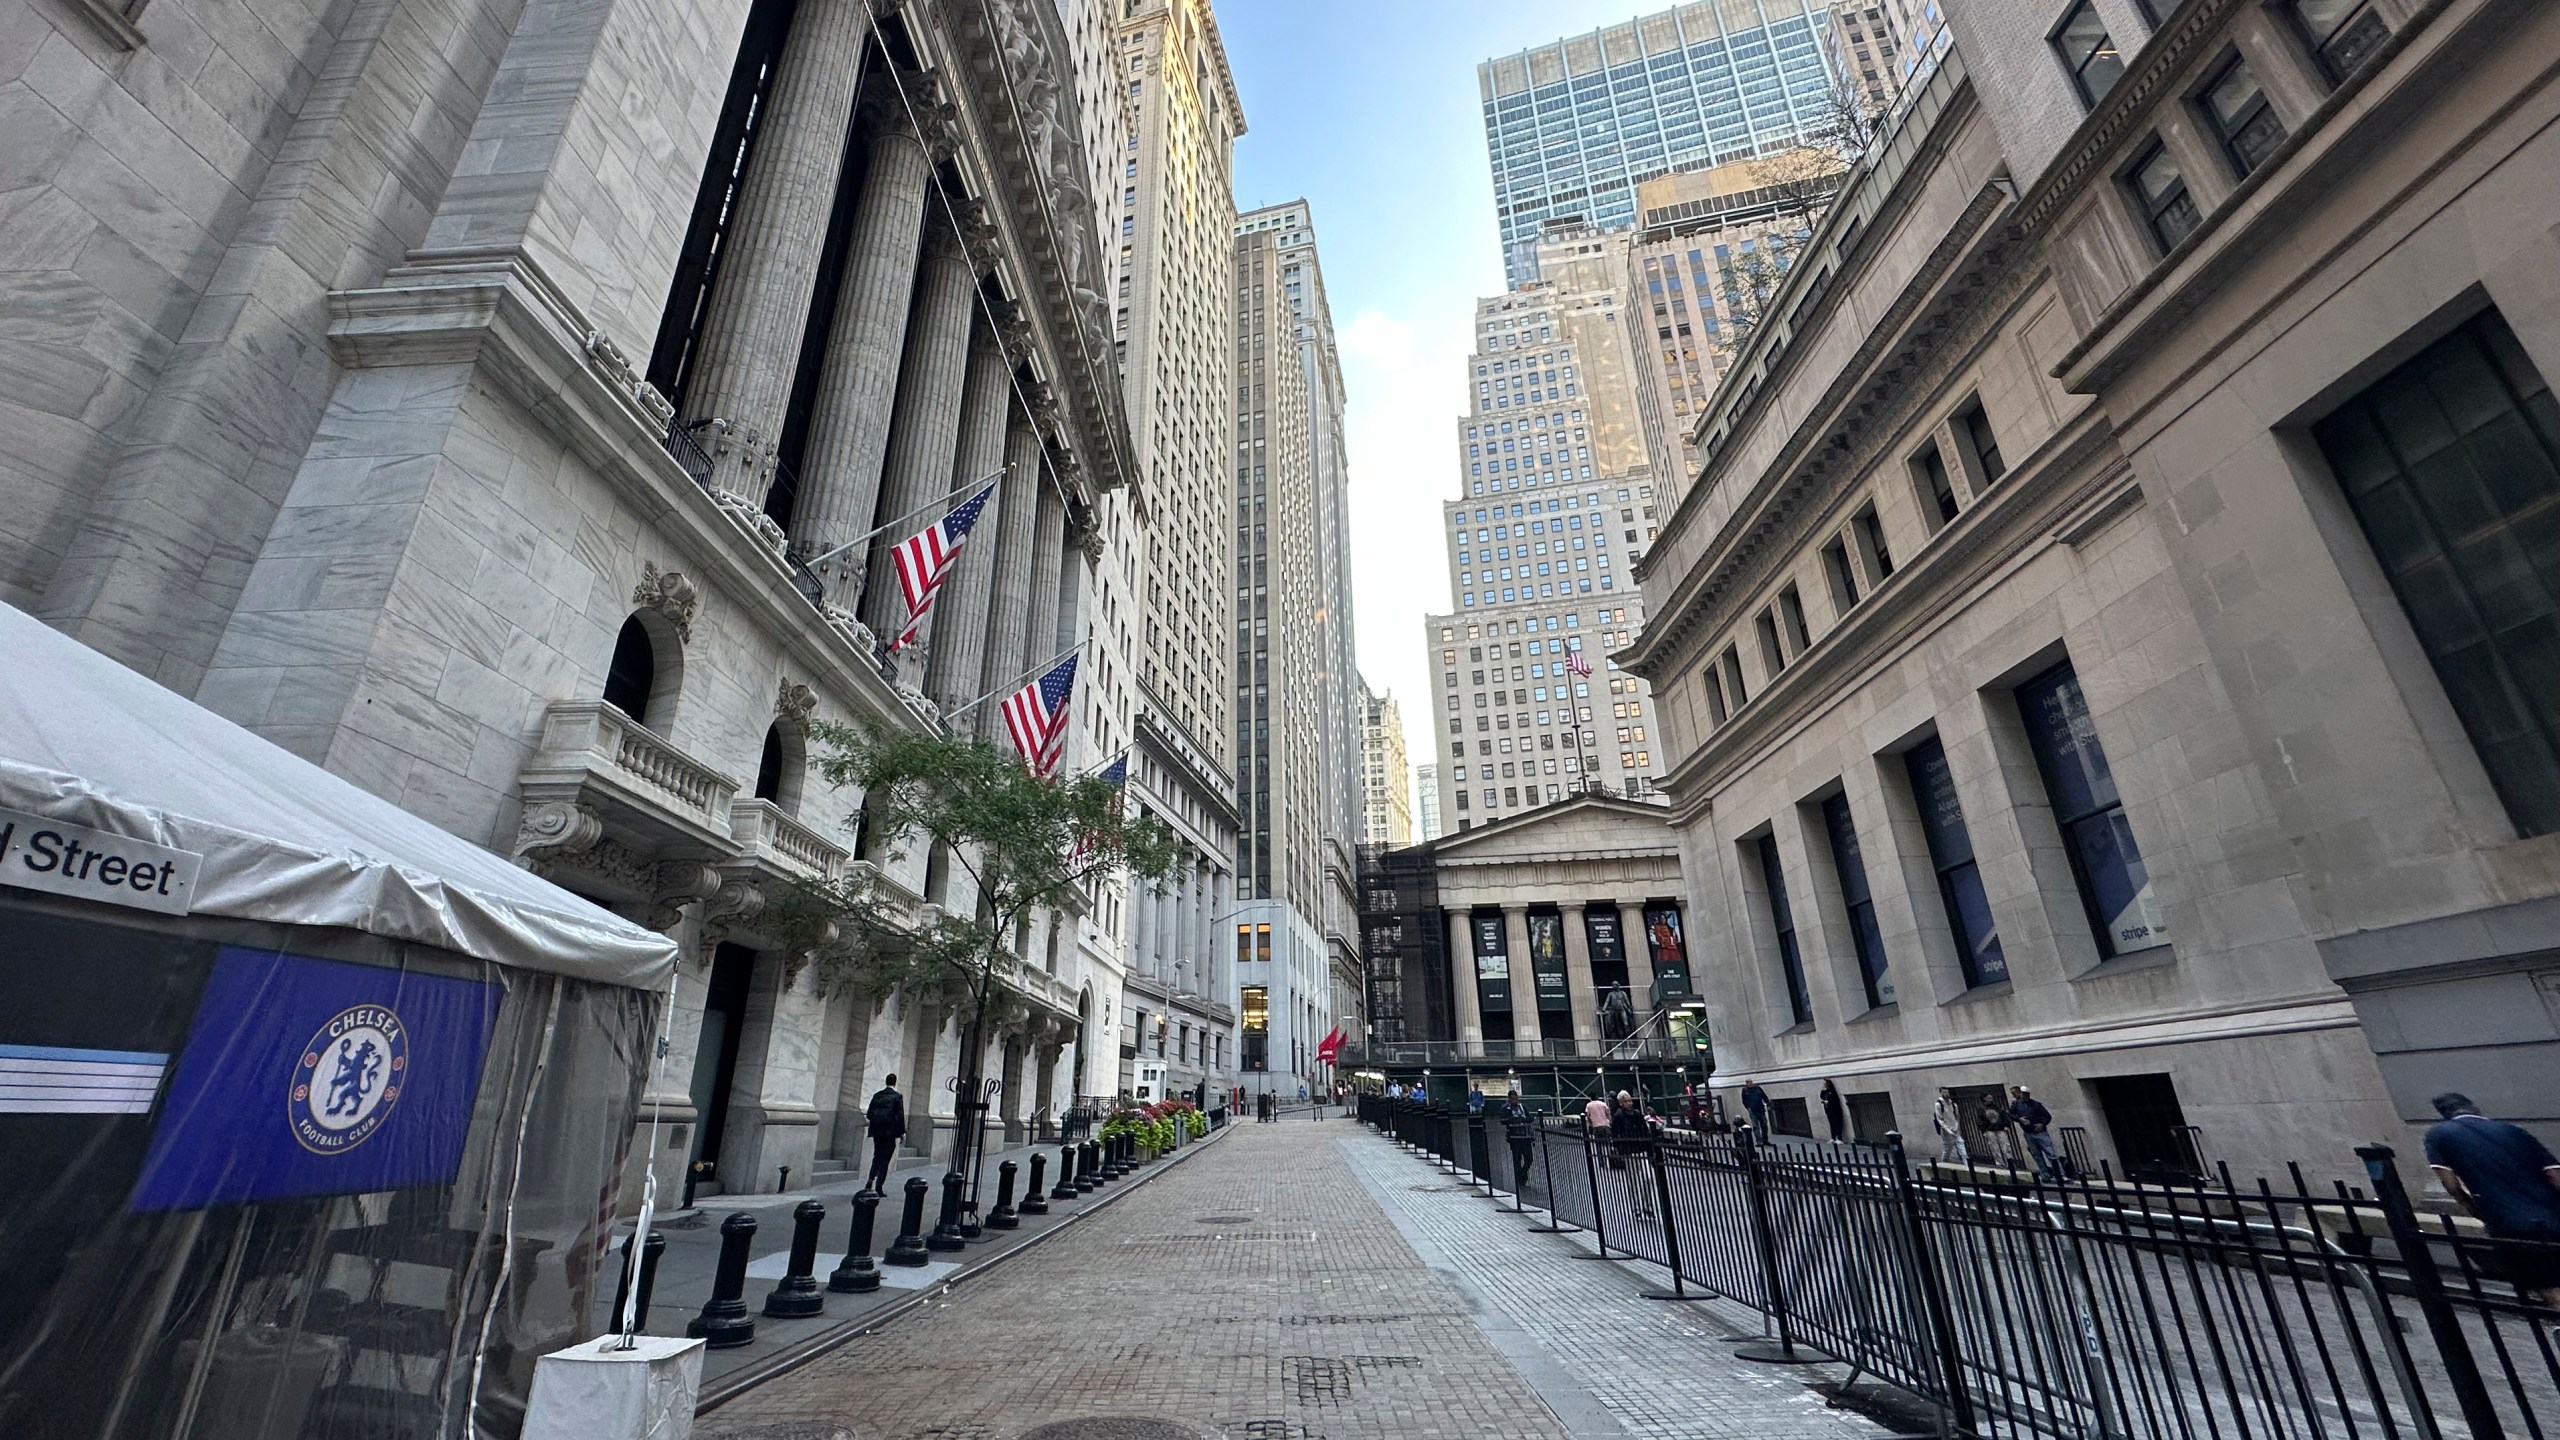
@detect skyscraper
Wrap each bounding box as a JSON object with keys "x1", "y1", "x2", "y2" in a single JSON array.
[
  {"x1": 1824, "y1": 0, "x2": 1951, "y2": 113},
  {"x1": 1414, "y1": 764, "x2": 1443, "y2": 842},
  {"x1": 1232, "y1": 201, "x2": 1350, "y2": 1093},
  {"x1": 1361, "y1": 688, "x2": 1413, "y2": 848},
  {"x1": 1424, "y1": 227, "x2": 1669, "y2": 834},
  {"x1": 1110, "y1": 0, "x2": 1245, "y2": 1102},
  {"x1": 1479, "y1": 1, "x2": 1841, "y2": 286}
]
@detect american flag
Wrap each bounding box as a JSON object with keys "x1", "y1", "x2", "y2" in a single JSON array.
[
  {"x1": 1068, "y1": 753, "x2": 1128, "y2": 862},
  {"x1": 887, "y1": 480, "x2": 999, "y2": 651},
  {"x1": 1002, "y1": 653, "x2": 1079, "y2": 777},
  {"x1": 1566, "y1": 647, "x2": 1593, "y2": 678}
]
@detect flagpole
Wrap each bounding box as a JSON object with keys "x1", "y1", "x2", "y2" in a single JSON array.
[
  {"x1": 795, "y1": 467, "x2": 1006, "y2": 571},
  {"x1": 940, "y1": 638, "x2": 1085, "y2": 725}
]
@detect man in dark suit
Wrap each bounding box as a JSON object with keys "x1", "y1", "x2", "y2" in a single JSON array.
[{"x1": 862, "y1": 1073, "x2": 906, "y2": 1195}]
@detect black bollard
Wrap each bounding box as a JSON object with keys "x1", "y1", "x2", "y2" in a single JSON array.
[
  {"x1": 1077, "y1": 1140, "x2": 1102, "y2": 1190},
  {"x1": 762, "y1": 1198, "x2": 827, "y2": 1318},
  {"x1": 1052, "y1": 1142, "x2": 1080, "y2": 1199},
  {"x1": 609, "y1": 1229, "x2": 666, "y2": 1333},
  {"x1": 827, "y1": 1189, "x2": 882, "y2": 1293},
  {"x1": 926, "y1": 1170, "x2": 968, "y2": 1251},
  {"x1": 685, "y1": 1212, "x2": 758, "y2": 1348},
  {"x1": 884, "y1": 1176, "x2": 932, "y2": 1266},
  {"x1": 1020, "y1": 1152, "x2": 1051, "y2": 1216},
  {"x1": 988, "y1": 1159, "x2": 1021, "y2": 1229}
]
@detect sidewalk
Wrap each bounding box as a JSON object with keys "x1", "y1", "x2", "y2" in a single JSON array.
[{"x1": 598, "y1": 1126, "x2": 1225, "y2": 1395}]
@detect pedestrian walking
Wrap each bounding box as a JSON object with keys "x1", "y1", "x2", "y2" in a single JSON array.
[
  {"x1": 1610, "y1": 1090, "x2": 1658, "y2": 1217},
  {"x1": 2424, "y1": 1092, "x2": 2560, "y2": 1307},
  {"x1": 1820, "y1": 1078, "x2": 1847, "y2": 1144},
  {"x1": 1501, "y1": 1088, "x2": 1537, "y2": 1193},
  {"x1": 1932, "y1": 1087, "x2": 1969, "y2": 1165},
  {"x1": 1582, "y1": 1093, "x2": 1612, "y2": 1134},
  {"x1": 1739, "y1": 1078, "x2": 1770, "y2": 1136},
  {"x1": 1976, "y1": 1092, "x2": 2016, "y2": 1168},
  {"x1": 1682, "y1": 1085, "x2": 1706, "y2": 1134},
  {"x1": 861, "y1": 1073, "x2": 906, "y2": 1194},
  {"x1": 2008, "y1": 1085, "x2": 2063, "y2": 1182}
]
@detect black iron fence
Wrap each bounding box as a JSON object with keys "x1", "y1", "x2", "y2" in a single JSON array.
[{"x1": 1356, "y1": 1096, "x2": 2559, "y2": 1439}]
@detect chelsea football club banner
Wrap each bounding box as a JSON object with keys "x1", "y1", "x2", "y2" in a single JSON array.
[{"x1": 129, "y1": 947, "x2": 501, "y2": 1211}]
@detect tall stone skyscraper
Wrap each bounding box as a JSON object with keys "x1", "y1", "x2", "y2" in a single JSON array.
[
  {"x1": 1479, "y1": 1, "x2": 1840, "y2": 285},
  {"x1": 1362, "y1": 688, "x2": 1413, "y2": 848},
  {"x1": 1423, "y1": 227, "x2": 1669, "y2": 834},
  {"x1": 1109, "y1": 0, "x2": 1245, "y2": 1100},
  {"x1": 1232, "y1": 201, "x2": 1355, "y2": 1089}
]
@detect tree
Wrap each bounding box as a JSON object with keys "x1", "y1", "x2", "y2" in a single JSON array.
[{"x1": 779, "y1": 722, "x2": 1186, "y2": 1238}]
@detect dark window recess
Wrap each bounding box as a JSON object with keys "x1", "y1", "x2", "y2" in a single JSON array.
[
  {"x1": 1958, "y1": 400, "x2": 2006, "y2": 485},
  {"x1": 2128, "y1": 140, "x2": 2202, "y2": 253},
  {"x1": 1915, "y1": 442, "x2": 1960, "y2": 528},
  {"x1": 2311, "y1": 309, "x2": 2560, "y2": 836},
  {"x1": 2289, "y1": 0, "x2": 2391, "y2": 83},
  {"x1": 1756, "y1": 609, "x2": 1788, "y2": 676},
  {"x1": 2199, "y1": 56, "x2": 2287, "y2": 179},
  {"x1": 2017, "y1": 662, "x2": 2171, "y2": 957},
  {"x1": 1757, "y1": 834, "x2": 1814, "y2": 1026},
  {"x1": 1722, "y1": 645, "x2": 1750, "y2": 710},
  {"x1": 2054, "y1": 1, "x2": 2126, "y2": 108},
  {"x1": 754, "y1": 725, "x2": 784, "y2": 802},
  {"x1": 604, "y1": 617, "x2": 656, "y2": 723},
  {"x1": 1905, "y1": 737, "x2": 2009, "y2": 987},
  {"x1": 1823, "y1": 537, "x2": 1861, "y2": 614},
  {"x1": 1856, "y1": 505, "x2": 1896, "y2": 578},
  {"x1": 1779, "y1": 584, "x2": 1813, "y2": 652},
  {"x1": 1821, "y1": 793, "x2": 1894, "y2": 1009},
  {"x1": 1703, "y1": 664, "x2": 1731, "y2": 726}
]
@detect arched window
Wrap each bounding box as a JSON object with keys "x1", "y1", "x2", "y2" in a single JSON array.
[
  {"x1": 751, "y1": 721, "x2": 805, "y2": 814},
  {"x1": 603, "y1": 617, "x2": 655, "y2": 722}
]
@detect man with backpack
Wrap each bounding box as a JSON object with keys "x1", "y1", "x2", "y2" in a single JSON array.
[
  {"x1": 862, "y1": 1073, "x2": 906, "y2": 1195},
  {"x1": 2009, "y1": 1085, "x2": 2063, "y2": 1182}
]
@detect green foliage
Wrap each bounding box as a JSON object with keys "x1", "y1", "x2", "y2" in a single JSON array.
[{"x1": 782, "y1": 722, "x2": 1185, "y2": 1024}]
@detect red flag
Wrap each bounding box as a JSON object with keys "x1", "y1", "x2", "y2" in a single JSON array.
[{"x1": 1315, "y1": 1026, "x2": 1343, "y2": 1064}]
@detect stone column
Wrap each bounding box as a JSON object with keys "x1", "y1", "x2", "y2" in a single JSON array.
[
  {"x1": 1620, "y1": 902, "x2": 1655, "y2": 1015},
  {"x1": 1503, "y1": 904, "x2": 1542, "y2": 1050},
  {"x1": 1562, "y1": 903, "x2": 1600, "y2": 1047},
  {"x1": 1024, "y1": 481, "x2": 1066, "y2": 691},
  {"x1": 977, "y1": 418, "x2": 1044, "y2": 738},
  {"x1": 1447, "y1": 910, "x2": 1483, "y2": 1055},
  {"x1": 860, "y1": 225, "x2": 980, "y2": 636},
  {"x1": 791, "y1": 117, "x2": 932, "y2": 600},
  {"x1": 924, "y1": 328, "x2": 1013, "y2": 707},
  {"x1": 681, "y1": 0, "x2": 872, "y2": 505}
]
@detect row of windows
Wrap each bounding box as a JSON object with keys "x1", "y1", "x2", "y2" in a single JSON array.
[{"x1": 1753, "y1": 658, "x2": 2166, "y2": 1034}]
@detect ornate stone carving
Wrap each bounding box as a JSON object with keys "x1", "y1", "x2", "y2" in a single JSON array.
[
  {"x1": 633, "y1": 561, "x2": 700, "y2": 642},
  {"x1": 647, "y1": 861, "x2": 726, "y2": 932},
  {"x1": 512, "y1": 800, "x2": 603, "y2": 869},
  {"x1": 892, "y1": 682, "x2": 941, "y2": 727},
  {"x1": 774, "y1": 678, "x2": 818, "y2": 727},
  {"x1": 702, "y1": 418, "x2": 781, "y2": 505},
  {"x1": 633, "y1": 382, "x2": 676, "y2": 429},
  {"x1": 700, "y1": 871, "x2": 767, "y2": 948},
  {"x1": 823, "y1": 606, "x2": 877, "y2": 662}
]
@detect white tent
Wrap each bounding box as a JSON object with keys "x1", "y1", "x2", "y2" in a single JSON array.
[{"x1": 0, "y1": 601, "x2": 674, "y2": 988}]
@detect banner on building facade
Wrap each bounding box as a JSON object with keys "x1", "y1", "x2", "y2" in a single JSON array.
[
  {"x1": 1470, "y1": 913, "x2": 1511, "y2": 1012},
  {"x1": 1526, "y1": 910, "x2": 1570, "y2": 1012},
  {"x1": 1644, "y1": 902, "x2": 1691, "y2": 999}
]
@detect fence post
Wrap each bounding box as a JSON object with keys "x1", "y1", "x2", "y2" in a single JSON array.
[
  {"x1": 1468, "y1": 1113, "x2": 1495, "y2": 1195},
  {"x1": 1732, "y1": 1128, "x2": 1811, "y2": 1364},
  {"x1": 1640, "y1": 1140, "x2": 1702, "y2": 1302},
  {"x1": 1528, "y1": 1122, "x2": 1576, "y2": 1234},
  {"x1": 1582, "y1": 1120, "x2": 1612, "y2": 1259},
  {"x1": 2359, "y1": 1144, "x2": 2505, "y2": 1438},
  {"x1": 1886, "y1": 1132, "x2": 1975, "y2": 1431}
]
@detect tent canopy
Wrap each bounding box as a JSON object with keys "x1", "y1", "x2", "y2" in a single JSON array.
[{"x1": 0, "y1": 603, "x2": 675, "y2": 988}]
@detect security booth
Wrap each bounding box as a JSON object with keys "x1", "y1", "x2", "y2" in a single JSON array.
[{"x1": 0, "y1": 605, "x2": 676, "y2": 1440}]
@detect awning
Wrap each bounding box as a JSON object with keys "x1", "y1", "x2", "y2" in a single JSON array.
[{"x1": 0, "y1": 602, "x2": 676, "y2": 988}]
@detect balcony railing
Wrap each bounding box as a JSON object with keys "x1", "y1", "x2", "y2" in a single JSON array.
[
  {"x1": 517, "y1": 700, "x2": 739, "y2": 852},
  {"x1": 727, "y1": 798, "x2": 846, "y2": 883}
]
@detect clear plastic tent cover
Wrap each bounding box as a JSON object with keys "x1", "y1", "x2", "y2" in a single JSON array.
[{"x1": 0, "y1": 899, "x2": 650, "y2": 1440}]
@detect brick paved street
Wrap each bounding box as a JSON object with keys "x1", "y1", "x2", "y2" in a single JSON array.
[{"x1": 694, "y1": 1118, "x2": 1913, "y2": 1440}]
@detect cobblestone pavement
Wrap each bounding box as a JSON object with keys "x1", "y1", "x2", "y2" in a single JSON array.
[{"x1": 695, "y1": 1118, "x2": 1913, "y2": 1440}]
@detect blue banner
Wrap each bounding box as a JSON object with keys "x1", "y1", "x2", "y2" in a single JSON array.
[{"x1": 129, "y1": 947, "x2": 500, "y2": 1211}]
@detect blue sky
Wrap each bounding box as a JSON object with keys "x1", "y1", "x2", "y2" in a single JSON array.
[{"x1": 1217, "y1": 0, "x2": 1660, "y2": 768}]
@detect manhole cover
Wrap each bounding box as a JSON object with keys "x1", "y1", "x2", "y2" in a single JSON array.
[
  {"x1": 1018, "y1": 1414, "x2": 1208, "y2": 1424},
  {"x1": 1196, "y1": 1214, "x2": 1254, "y2": 1224}
]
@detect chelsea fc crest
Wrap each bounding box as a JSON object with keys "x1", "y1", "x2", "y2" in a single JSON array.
[{"x1": 290, "y1": 1004, "x2": 408, "y2": 1154}]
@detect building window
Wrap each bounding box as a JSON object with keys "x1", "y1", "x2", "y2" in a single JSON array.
[
  {"x1": 1778, "y1": 585, "x2": 1813, "y2": 654},
  {"x1": 2310, "y1": 309, "x2": 2560, "y2": 836},
  {"x1": 2053, "y1": 1, "x2": 2126, "y2": 108},
  {"x1": 2126, "y1": 139, "x2": 2202, "y2": 253},
  {"x1": 1756, "y1": 608, "x2": 1787, "y2": 677},
  {"x1": 1240, "y1": 985, "x2": 1268, "y2": 1071},
  {"x1": 1757, "y1": 834, "x2": 1813, "y2": 1027},
  {"x1": 1905, "y1": 737, "x2": 2009, "y2": 988},
  {"x1": 2287, "y1": 0, "x2": 2391, "y2": 83},
  {"x1": 1822, "y1": 537, "x2": 1861, "y2": 615},
  {"x1": 1820, "y1": 793, "x2": 1893, "y2": 1009},
  {"x1": 1721, "y1": 645, "x2": 1749, "y2": 712},
  {"x1": 2198, "y1": 55, "x2": 2286, "y2": 179},
  {"x1": 1855, "y1": 504, "x2": 1896, "y2": 580},
  {"x1": 2017, "y1": 661, "x2": 2172, "y2": 957},
  {"x1": 1956, "y1": 399, "x2": 2006, "y2": 486},
  {"x1": 603, "y1": 616, "x2": 659, "y2": 725},
  {"x1": 1913, "y1": 441, "x2": 1960, "y2": 530}
]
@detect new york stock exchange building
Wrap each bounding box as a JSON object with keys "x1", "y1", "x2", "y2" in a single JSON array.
[{"x1": 3, "y1": 0, "x2": 1148, "y2": 1210}]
